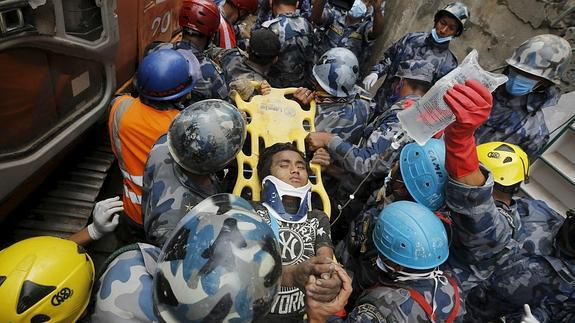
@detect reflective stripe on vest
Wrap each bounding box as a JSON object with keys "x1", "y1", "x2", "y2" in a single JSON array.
[{"x1": 219, "y1": 14, "x2": 236, "y2": 49}]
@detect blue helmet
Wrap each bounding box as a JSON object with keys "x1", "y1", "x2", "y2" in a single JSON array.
[
  {"x1": 372, "y1": 201, "x2": 449, "y2": 270},
  {"x1": 154, "y1": 193, "x2": 282, "y2": 322},
  {"x1": 399, "y1": 139, "x2": 447, "y2": 211},
  {"x1": 135, "y1": 49, "x2": 200, "y2": 101},
  {"x1": 168, "y1": 99, "x2": 246, "y2": 174}
]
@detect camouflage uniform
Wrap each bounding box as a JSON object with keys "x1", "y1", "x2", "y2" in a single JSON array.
[
  {"x1": 370, "y1": 32, "x2": 457, "y2": 113},
  {"x1": 474, "y1": 86, "x2": 560, "y2": 161},
  {"x1": 141, "y1": 134, "x2": 222, "y2": 247},
  {"x1": 249, "y1": 202, "x2": 333, "y2": 322},
  {"x1": 327, "y1": 95, "x2": 418, "y2": 177},
  {"x1": 332, "y1": 270, "x2": 465, "y2": 322},
  {"x1": 262, "y1": 12, "x2": 314, "y2": 88},
  {"x1": 315, "y1": 93, "x2": 374, "y2": 143},
  {"x1": 255, "y1": 0, "x2": 311, "y2": 28},
  {"x1": 92, "y1": 243, "x2": 161, "y2": 322},
  {"x1": 446, "y1": 166, "x2": 575, "y2": 322},
  {"x1": 207, "y1": 47, "x2": 268, "y2": 83},
  {"x1": 314, "y1": 7, "x2": 374, "y2": 68},
  {"x1": 145, "y1": 41, "x2": 229, "y2": 101}
]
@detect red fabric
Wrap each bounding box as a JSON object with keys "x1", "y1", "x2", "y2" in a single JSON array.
[
  {"x1": 334, "y1": 307, "x2": 347, "y2": 318},
  {"x1": 443, "y1": 80, "x2": 492, "y2": 178},
  {"x1": 217, "y1": 15, "x2": 236, "y2": 49},
  {"x1": 407, "y1": 274, "x2": 461, "y2": 323}
]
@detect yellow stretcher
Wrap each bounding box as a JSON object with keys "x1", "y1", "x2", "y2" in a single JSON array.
[{"x1": 231, "y1": 86, "x2": 331, "y2": 217}]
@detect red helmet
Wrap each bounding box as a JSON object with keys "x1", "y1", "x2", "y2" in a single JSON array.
[
  {"x1": 228, "y1": 0, "x2": 258, "y2": 14},
  {"x1": 179, "y1": 0, "x2": 221, "y2": 37}
]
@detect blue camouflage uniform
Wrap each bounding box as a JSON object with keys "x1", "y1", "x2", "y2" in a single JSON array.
[
  {"x1": 255, "y1": 0, "x2": 311, "y2": 28},
  {"x1": 314, "y1": 7, "x2": 374, "y2": 68},
  {"x1": 370, "y1": 32, "x2": 457, "y2": 113},
  {"x1": 315, "y1": 92, "x2": 374, "y2": 144},
  {"x1": 91, "y1": 243, "x2": 160, "y2": 322},
  {"x1": 474, "y1": 85, "x2": 560, "y2": 161},
  {"x1": 446, "y1": 166, "x2": 575, "y2": 322},
  {"x1": 145, "y1": 41, "x2": 229, "y2": 101},
  {"x1": 206, "y1": 47, "x2": 268, "y2": 83},
  {"x1": 141, "y1": 134, "x2": 222, "y2": 247},
  {"x1": 262, "y1": 12, "x2": 314, "y2": 88},
  {"x1": 332, "y1": 271, "x2": 465, "y2": 322},
  {"x1": 327, "y1": 95, "x2": 417, "y2": 177}
]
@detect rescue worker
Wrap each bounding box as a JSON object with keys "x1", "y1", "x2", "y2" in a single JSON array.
[
  {"x1": 255, "y1": 0, "x2": 311, "y2": 28},
  {"x1": 336, "y1": 139, "x2": 448, "y2": 302},
  {"x1": 92, "y1": 194, "x2": 282, "y2": 322},
  {"x1": 474, "y1": 34, "x2": 573, "y2": 160},
  {"x1": 109, "y1": 49, "x2": 200, "y2": 244},
  {"x1": 208, "y1": 28, "x2": 280, "y2": 93},
  {"x1": 146, "y1": 0, "x2": 229, "y2": 101},
  {"x1": 142, "y1": 99, "x2": 246, "y2": 247},
  {"x1": 440, "y1": 78, "x2": 575, "y2": 321},
  {"x1": 298, "y1": 47, "x2": 373, "y2": 144},
  {"x1": 262, "y1": 0, "x2": 314, "y2": 88},
  {"x1": 313, "y1": 201, "x2": 465, "y2": 322},
  {"x1": 250, "y1": 142, "x2": 343, "y2": 321},
  {"x1": 215, "y1": 0, "x2": 259, "y2": 48},
  {"x1": 69, "y1": 196, "x2": 123, "y2": 246},
  {"x1": 306, "y1": 59, "x2": 434, "y2": 240},
  {"x1": 0, "y1": 236, "x2": 95, "y2": 322},
  {"x1": 363, "y1": 2, "x2": 468, "y2": 113},
  {"x1": 311, "y1": 0, "x2": 385, "y2": 68}
]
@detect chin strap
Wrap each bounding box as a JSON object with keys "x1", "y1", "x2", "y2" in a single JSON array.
[{"x1": 376, "y1": 257, "x2": 452, "y2": 321}]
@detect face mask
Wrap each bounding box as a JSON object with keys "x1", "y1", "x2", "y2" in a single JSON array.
[
  {"x1": 348, "y1": 0, "x2": 367, "y2": 19},
  {"x1": 431, "y1": 28, "x2": 453, "y2": 43},
  {"x1": 505, "y1": 69, "x2": 540, "y2": 97}
]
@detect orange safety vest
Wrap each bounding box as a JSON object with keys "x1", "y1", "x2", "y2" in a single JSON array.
[
  {"x1": 108, "y1": 96, "x2": 180, "y2": 225},
  {"x1": 217, "y1": 13, "x2": 236, "y2": 49}
]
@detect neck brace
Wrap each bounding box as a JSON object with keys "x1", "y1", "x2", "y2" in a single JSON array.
[{"x1": 261, "y1": 175, "x2": 312, "y2": 223}]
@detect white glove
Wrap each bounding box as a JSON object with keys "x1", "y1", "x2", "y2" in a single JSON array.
[
  {"x1": 520, "y1": 304, "x2": 540, "y2": 323},
  {"x1": 363, "y1": 72, "x2": 378, "y2": 90},
  {"x1": 87, "y1": 196, "x2": 123, "y2": 240}
]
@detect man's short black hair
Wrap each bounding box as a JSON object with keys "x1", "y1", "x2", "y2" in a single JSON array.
[
  {"x1": 248, "y1": 28, "x2": 281, "y2": 66},
  {"x1": 257, "y1": 142, "x2": 312, "y2": 181},
  {"x1": 404, "y1": 78, "x2": 432, "y2": 93},
  {"x1": 272, "y1": 0, "x2": 298, "y2": 7}
]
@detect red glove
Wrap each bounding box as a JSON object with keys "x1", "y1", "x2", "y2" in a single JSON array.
[{"x1": 444, "y1": 80, "x2": 493, "y2": 178}]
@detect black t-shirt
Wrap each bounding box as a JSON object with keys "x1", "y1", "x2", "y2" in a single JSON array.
[{"x1": 251, "y1": 202, "x2": 333, "y2": 322}]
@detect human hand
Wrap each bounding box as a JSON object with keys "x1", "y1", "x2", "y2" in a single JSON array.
[
  {"x1": 305, "y1": 266, "x2": 343, "y2": 302},
  {"x1": 293, "y1": 256, "x2": 336, "y2": 290},
  {"x1": 520, "y1": 304, "x2": 540, "y2": 323},
  {"x1": 306, "y1": 132, "x2": 335, "y2": 151},
  {"x1": 444, "y1": 79, "x2": 493, "y2": 136},
  {"x1": 293, "y1": 87, "x2": 315, "y2": 105},
  {"x1": 258, "y1": 80, "x2": 272, "y2": 95},
  {"x1": 311, "y1": 148, "x2": 331, "y2": 171},
  {"x1": 363, "y1": 72, "x2": 378, "y2": 90},
  {"x1": 87, "y1": 196, "x2": 123, "y2": 240},
  {"x1": 306, "y1": 265, "x2": 352, "y2": 321}
]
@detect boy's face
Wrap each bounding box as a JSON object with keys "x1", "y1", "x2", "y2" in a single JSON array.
[
  {"x1": 434, "y1": 15, "x2": 459, "y2": 38},
  {"x1": 269, "y1": 150, "x2": 309, "y2": 188}
]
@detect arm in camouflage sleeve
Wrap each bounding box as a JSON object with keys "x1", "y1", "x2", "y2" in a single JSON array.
[
  {"x1": 446, "y1": 166, "x2": 515, "y2": 263},
  {"x1": 326, "y1": 122, "x2": 403, "y2": 177},
  {"x1": 370, "y1": 34, "x2": 407, "y2": 77}
]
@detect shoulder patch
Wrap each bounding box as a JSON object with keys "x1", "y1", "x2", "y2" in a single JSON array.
[{"x1": 356, "y1": 303, "x2": 387, "y2": 322}]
